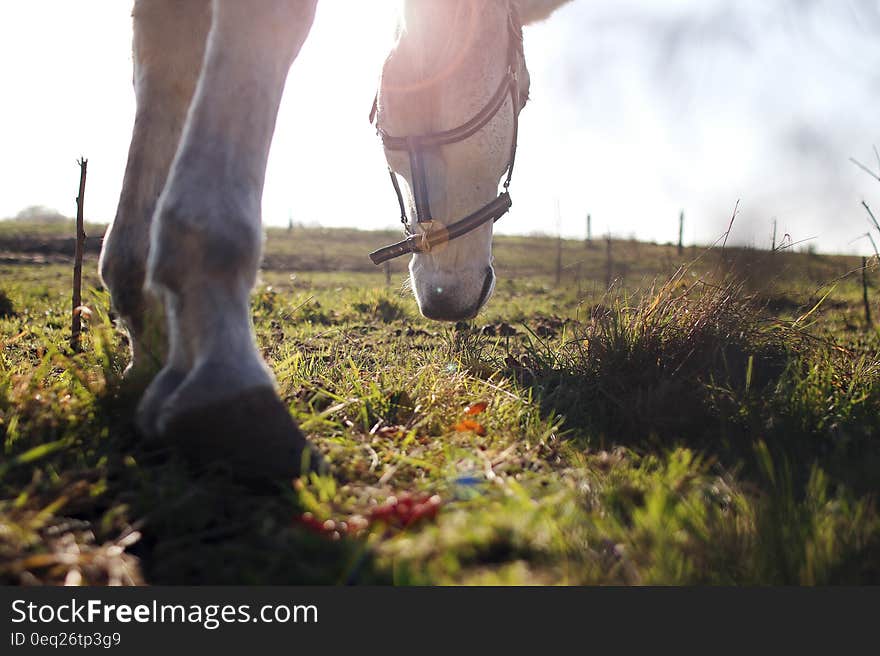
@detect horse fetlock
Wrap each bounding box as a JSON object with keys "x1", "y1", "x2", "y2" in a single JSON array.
[
  {"x1": 100, "y1": 226, "x2": 147, "y2": 316},
  {"x1": 148, "y1": 200, "x2": 262, "y2": 292}
]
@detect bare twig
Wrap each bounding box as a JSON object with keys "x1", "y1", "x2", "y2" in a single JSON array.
[
  {"x1": 850, "y1": 233, "x2": 880, "y2": 261},
  {"x1": 809, "y1": 262, "x2": 871, "y2": 300},
  {"x1": 71, "y1": 158, "x2": 88, "y2": 352},
  {"x1": 774, "y1": 234, "x2": 817, "y2": 253},
  {"x1": 721, "y1": 199, "x2": 740, "y2": 252},
  {"x1": 868, "y1": 233, "x2": 880, "y2": 261},
  {"x1": 771, "y1": 320, "x2": 854, "y2": 357},
  {"x1": 850, "y1": 157, "x2": 880, "y2": 182},
  {"x1": 863, "y1": 201, "x2": 880, "y2": 235}
]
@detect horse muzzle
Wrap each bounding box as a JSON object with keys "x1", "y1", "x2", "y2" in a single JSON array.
[{"x1": 413, "y1": 265, "x2": 495, "y2": 321}]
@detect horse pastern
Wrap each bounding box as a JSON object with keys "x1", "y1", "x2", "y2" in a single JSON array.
[{"x1": 136, "y1": 366, "x2": 187, "y2": 438}]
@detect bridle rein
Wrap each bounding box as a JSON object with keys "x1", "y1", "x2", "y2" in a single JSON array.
[{"x1": 368, "y1": 9, "x2": 525, "y2": 266}]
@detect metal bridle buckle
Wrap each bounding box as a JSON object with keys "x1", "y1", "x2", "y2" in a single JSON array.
[{"x1": 419, "y1": 220, "x2": 435, "y2": 253}]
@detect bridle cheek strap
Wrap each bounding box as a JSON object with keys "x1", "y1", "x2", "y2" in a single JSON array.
[{"x1": 408, "y1": 144, "x2": 433, "y2": 225}]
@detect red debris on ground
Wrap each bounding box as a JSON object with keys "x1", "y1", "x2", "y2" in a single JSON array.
[
  {"x1": 293, "y1": 493, "x2": 442, "y2": 538},
  {"x1": 464, "y1": 401, "x2": 488, "y2": 415},
  {"x1": 369, "y1": 492, "x2": 442, "y2": 528},
  {"x1": 453, "y1": 419, "x2": 487, "y2": 436}
]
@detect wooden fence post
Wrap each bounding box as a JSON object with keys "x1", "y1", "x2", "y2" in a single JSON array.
[
  {"x1": 677, "y1": 210, "x2": 684, "y2": 256},
  {"x1": 555, "y1": 234, "x2": 563, "y2": 286},
  {"x1": 554, "y1": 198, "x2": 562, "y2": 286},
  {"x1": 605, "y1": 235, "x2": 613, "y2": 290}
]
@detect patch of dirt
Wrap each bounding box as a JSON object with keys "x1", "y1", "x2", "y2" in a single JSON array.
[
  {"x1": 0, "y1": 236, "x2": 102, "y2": 257},
  {"x1": 479, "y1": 322, "x2": 519, "y2": 337},
  {"x1": 0, "y1": 251, "x2": 76, "y2": 266},
  {"x1": 532, "y1": 315, "x2": 570, "y2": 338},
  {"x1": 0, "y1": 289, "x2": 15, "y2": 317}
]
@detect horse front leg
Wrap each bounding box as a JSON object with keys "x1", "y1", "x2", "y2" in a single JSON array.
[
  {"x1": 99, "y1": 0, "x2": 211, "y2": 384},
  {"x1": 140, "y1": 0, "x2": 322, "y2": 478}
]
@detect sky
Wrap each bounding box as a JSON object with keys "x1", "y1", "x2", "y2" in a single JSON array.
[{"x1": 0, "y1": 0, "x2": 878, "y2": 254}]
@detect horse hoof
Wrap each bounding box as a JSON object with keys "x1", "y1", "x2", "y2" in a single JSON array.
[{"x1": 157, "y1": 385, "x2": 326, "y2": 481}]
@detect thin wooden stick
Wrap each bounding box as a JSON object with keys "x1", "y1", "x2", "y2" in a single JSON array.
[{"x1": 71, "y1": 158, "x2": 88, "y2": 352}]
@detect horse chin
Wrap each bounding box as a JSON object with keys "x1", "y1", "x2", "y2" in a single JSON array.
[{"x1": 410, "y1": 261, "x2": 496, "y2": 322}]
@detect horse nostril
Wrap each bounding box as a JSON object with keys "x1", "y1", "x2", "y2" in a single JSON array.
[
  {"x1": 420, "y1": 296, "x2": 462, "y2": 321},
  {"x1": 417, "y1": 269, "x2": 495, "y2": 321},
  {"x1": 461, "y1": 268, "x2": 495, "y2": 318},
  {"x1": 475, "y1": 268, "x2": 495, "y2": 309}
]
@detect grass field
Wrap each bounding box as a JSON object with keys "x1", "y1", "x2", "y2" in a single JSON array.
[{"x1": 0, "y1": 221, "x2": 878, "y2": 585}]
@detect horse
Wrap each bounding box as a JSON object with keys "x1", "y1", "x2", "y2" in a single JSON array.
[{"x1": 98, "y1": 0, "x2": 573, "y2": 479}]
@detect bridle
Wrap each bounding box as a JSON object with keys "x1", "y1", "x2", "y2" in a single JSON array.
[{"x1": 368, "y1": 7, "x2": 525, "y2": 266}]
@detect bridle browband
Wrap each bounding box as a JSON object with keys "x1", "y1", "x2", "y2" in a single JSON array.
[{"x1": 368, "y1": 8, "x2": 525, "y2": 265}]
